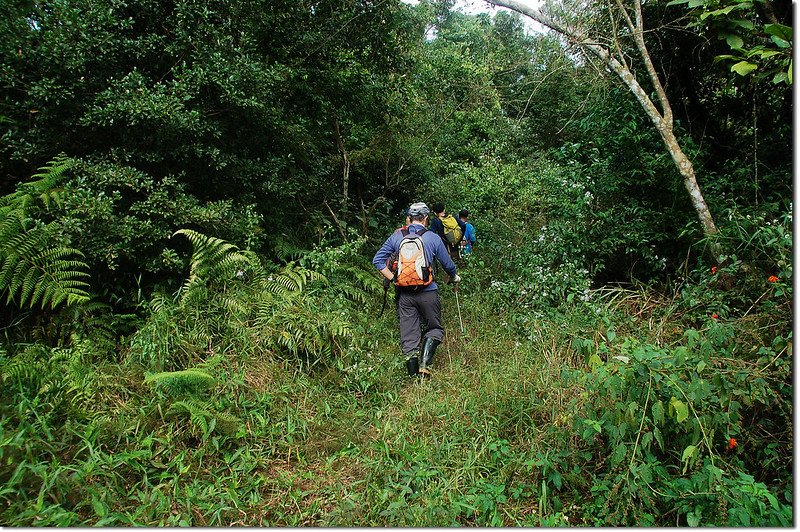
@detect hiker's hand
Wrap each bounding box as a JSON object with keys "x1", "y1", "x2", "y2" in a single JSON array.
[{"x1": 452, "y1": 274, "x2": 461, "y2": 284}]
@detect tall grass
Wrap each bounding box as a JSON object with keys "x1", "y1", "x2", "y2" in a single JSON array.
[{"x1": 0, "y1": 227, "x2": 791, "y2": 526}]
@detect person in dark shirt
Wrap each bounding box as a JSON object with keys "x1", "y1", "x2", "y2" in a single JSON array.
[
  {"x1": 373, "y1": 202, "x2": 460, "y2": 377},
  {"x1": 429, "y1": 202, "x2": 467, "y2": 273}
]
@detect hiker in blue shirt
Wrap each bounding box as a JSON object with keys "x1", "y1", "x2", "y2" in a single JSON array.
[
  {"x1": 373, "y1": 202, "x2": 460, "y2": 377},
  {"x1": 459, "y1": 209, "x2": 476, "y2": 257}
]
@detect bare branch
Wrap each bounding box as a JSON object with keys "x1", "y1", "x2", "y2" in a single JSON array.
[{"x1": 630, "y1": 0, "x2": 673, "y2": 125}]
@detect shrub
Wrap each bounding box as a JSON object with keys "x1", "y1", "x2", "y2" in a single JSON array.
[{"x1": 562, "y1": 314, "x2": 791, "y2": 526}]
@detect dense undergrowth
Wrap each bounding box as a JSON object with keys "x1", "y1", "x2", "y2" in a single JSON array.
[{"x1": 0, "y1": 195, "x2": 791, "y2": 526}]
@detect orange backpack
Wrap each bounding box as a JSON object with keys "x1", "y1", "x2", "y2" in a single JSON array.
[{"x1": 390, "y1": 227, "x2": 432, "y2": 289}]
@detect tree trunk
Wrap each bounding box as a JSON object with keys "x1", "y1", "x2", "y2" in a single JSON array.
[{"x1": 334, "y1": 119, "x2": 350, "y2": 207}]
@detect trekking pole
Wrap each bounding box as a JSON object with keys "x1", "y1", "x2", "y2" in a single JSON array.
[
  {"x1": 454, "y1": 283, "x2": 465, "y2": 335},
  {"x1": 378, "y1": 277, "x2": 394, "y2": 318}
]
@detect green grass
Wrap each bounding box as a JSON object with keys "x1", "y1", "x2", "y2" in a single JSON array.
[{"x1": 0, "y1": 272, "x2": 792, "y2": 526}]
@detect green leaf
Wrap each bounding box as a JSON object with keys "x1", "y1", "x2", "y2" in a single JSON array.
[
  {"x1": 772, "y1": 71, "x2": 789, "y2": 84},
  {"x1": 670, "y1": 396, "x2": 689, "y2": 423},
  {"x1": 770, "y1": 35, "x2": 791, "y2": 49},
  {"x1": 611, "y1": 443, "x2": 627, "y2": 465},
  {"x1": 788, "y1": 60, "x2": 792, "y2": 84},
  {"x1": 683, "y1": 329, "x2": 700, "y2": 347},
  {"x1": 753, "y1": 50, "x2": 783, "y2": 60},
  {"x1": 653, "y1": 427, "x2": 664, "y2": 450},
  {"x1": 681, "y1": 444, "x2": 697, "y2": 462},
  {"x1": 728, "y1": 19, "x2": 754, "y2": 30},
  {"x1": 700, "y1": 5, "x2": 737, "y2": 19},
  {"x1": 91, "y1": 495, "x2": 107, "y2": 517},
  {"x1": 585, "y1": 419, "x2": 603, "y2": 434},
  {"x1": 681, "y1": 445, "x2": 697, "y2": 474},
  {"x1": 651, "y1": 400, "x2": 665, "y2": 425},
  {"x1": 714, "y1": 54, "x2": 744, "y2": 62},
  {"x1": 731, "y1": 61, "x2": 758, "y2": 76},
  {"x1": 725, "y1": 34, "x2": 745, "y2": 49},
  {"x1": 764, "y1": 23, "x2": 792, "y2": 42}
]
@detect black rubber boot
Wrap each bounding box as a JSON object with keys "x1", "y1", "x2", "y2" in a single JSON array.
[
  {"x1": 418, "y1": 337, "x2": 440, "y2": 376},
  {"x1": 405, "y1": 352, "x2": 420, "y2": 376}
]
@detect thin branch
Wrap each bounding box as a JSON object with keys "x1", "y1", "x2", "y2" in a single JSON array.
[
  {"x1": 323, "y1": 199, "x2": 348, "y2": 242},
  {"x1": 631, "y1": 0, "x2": 673, "y2": 124}
]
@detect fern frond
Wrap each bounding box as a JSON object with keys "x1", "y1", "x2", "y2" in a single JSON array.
[
  {"x1": 0, "y1": 209, "x2": 27, "y2": 240},
  {"x1": 173, "y1": 229, "x2": 255, "y2": 304},
  {"x1": 220, "y1": 294, "x2": 248, "y2": 315},
  {"x1": 259, "y1": 262, "x2": 324, "y2": 297},
  {"x1": 1, "y1": 348, "x2": 48, "y2": 388},
  {"x1": 167, "y1": 399, "x2": 211, "y2": 434},
  {"x1": 29, "y1": 153, "x2": 73, "y2": 181},
  {"x1": 0, "y1": 156, "x2": 90, "y2": 310},
  {"x1": 334, "y1": 284, "x2": 371, "y2": 305},
  {"x1": 149, "y1": 292, "x2": 173, "y2": 313},
  {"x1": 0, "y1": 243, "x2": 90, "y2": 309},
  {"x1": 4, "y1": 154, "x2": 73, "y2": 212},
  {"x1": 271, "y1": 239, "x2": 309, "y2": 262},
  {"x1": 256, "y1": 298, "x2": 352, "y2": 362},
  {"x1": 144, "y1": 369, "x2": 216, "y2": 394},
  {"x1": 167, "y1": 399, "x2": 240, "y2": 436},
  {"x1": 197, "y1": 354, "x2": 225, "y2": 371},
  {"x1": 1, "y1": 342, "x2": 98, "y2": 419}
]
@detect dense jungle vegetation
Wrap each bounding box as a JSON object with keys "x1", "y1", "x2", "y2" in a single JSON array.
[{"x1": 0, "y1": 0, "x2": 793, "y2": 526}]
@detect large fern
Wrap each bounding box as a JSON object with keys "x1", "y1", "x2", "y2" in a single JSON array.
[
  {"x1": 0, "y1": 154, "x2": 71, "y2": 213},
  {"x1": 152, "y1": 231, "x2": 351, "y2": 369},
  {"x1": 172, "y1": 229, "x2": 254, "y2": 304},
  {"x1": 253, "y1": 263, "x2": 351, "y2": 364},
  {"x1": 319, "y1": 256, "x2": 381, "y2": 305},
  {"x1": 143, "y1": 364, "x2": 240, "y2": 438},
  {"x1": 298, "y1": 238, "x2": 381, "y2": 306},
  {"x1": 1, "y1": 340, "x2": 100, "y2": 421},
  {"x1": 0, "y1": 155, "x2": 90, "y2": 309}
]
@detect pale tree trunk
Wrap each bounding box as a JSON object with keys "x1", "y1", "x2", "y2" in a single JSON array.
[
  {"x1": 487, "y1": 0, "x2": 721, "y2": 257},
  {"x1": 333, "y1": 119, "x2": 350, "y2": 207}
]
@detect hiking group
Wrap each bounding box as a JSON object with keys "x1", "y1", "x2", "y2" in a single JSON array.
[{"x1": 372, "y1": 201, "x2": 476, "y2": 378}]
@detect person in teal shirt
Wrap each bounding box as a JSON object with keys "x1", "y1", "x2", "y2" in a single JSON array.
[{"x1": 459, "y1": 209, "x2": 476, "y2": 257}]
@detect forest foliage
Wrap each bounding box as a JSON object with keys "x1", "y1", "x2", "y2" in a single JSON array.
[{"x1": 0, "y1": 0, "x2": 792, "y2": 526}]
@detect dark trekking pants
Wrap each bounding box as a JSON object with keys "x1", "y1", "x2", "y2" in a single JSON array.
[{"x1": 397, "y1": 289, "x2": 443, "y2": 355}]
